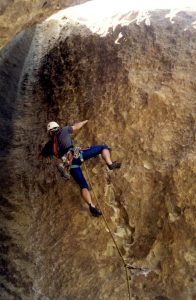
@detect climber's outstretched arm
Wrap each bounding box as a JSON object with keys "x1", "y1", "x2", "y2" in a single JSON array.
[{"x1": 72, "y1": 120, "x2": 88, "y2": 131}]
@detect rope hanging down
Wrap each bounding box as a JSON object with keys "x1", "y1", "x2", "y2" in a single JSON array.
[{"x1": 83, "y1": 162, "x2": 131, "y2": 300}]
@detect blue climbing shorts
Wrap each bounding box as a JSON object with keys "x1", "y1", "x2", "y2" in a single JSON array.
[{"x1": 70, "y1": 145, "x2": 109, "y2": 190}]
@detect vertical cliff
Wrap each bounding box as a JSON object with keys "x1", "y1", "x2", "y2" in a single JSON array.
[{"x1": 0, "y1": 7, "x2": 195, "y2": 300}]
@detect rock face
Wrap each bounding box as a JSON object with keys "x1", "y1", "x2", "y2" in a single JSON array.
[
  {"x1": 0, "y1": 7, "x2": 196, "y2": 300},
  {"x1": 0, "y1": 0, "x2": 88, "y2": 49}
]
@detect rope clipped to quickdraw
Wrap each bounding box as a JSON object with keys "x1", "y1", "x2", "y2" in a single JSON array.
[{"x1": 83, "y1": 162, "x2": 131, "y2": 300}]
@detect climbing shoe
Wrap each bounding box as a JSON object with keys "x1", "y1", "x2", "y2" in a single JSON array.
[
  {"x1": 89, "y1": 204, "x2": 102, "y2": 217},
  {"x1": 107, "y1": 161, "x2": 121, "y2": 170}
]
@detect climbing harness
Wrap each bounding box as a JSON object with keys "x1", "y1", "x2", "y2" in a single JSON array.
[
  {"x1": 57, "y1": 147, "x2": 84, "y2": 179},
  {"x1": 61, "y1": 146, "x2": 83, "y2": 167},
  {"x1": 83, "y1": 162, "x2": 131, "y2": 300}
]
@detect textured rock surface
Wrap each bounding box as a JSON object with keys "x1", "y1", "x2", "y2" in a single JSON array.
[
  {"x1": 0, "y1": 0, "x2": 88, "y2": 49},
  {"x1": 0, "y1": 7, "x2": 196, "y2": 300}
]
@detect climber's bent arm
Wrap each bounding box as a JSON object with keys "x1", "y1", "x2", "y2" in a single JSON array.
[{"x1": 72, "y1": 120, "x2": 88, "y2": 131}]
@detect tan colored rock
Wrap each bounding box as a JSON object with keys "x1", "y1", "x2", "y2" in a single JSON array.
[
  {"x1": 0, "y1": 0, "x2": 88, "y2": 49},
  {"x1": 0, "y1": 6, "x2": 195, "y2": 300}
]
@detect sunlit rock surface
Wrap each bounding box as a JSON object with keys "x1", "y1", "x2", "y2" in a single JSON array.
[
  {"x1": 0, "y1": 0, "x2": 88, "y2": 49},
  {"x1": 0, "y1": 7, "x2": 196, "y2": 300}
]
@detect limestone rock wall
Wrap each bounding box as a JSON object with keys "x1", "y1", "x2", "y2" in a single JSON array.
[{"x1": 0, "y1": 9, "x2": 195, "y2": 300}]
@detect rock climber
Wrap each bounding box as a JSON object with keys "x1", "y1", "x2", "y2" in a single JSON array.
[{"x1": 38, "y1": 120, "x2": 121, "y2": 217}]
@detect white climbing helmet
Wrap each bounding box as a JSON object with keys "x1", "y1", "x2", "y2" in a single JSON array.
[{"x1": 47, "y1": 121, "x2": 60, "y2": 132}]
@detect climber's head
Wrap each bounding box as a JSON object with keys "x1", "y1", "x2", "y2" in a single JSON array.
[{"x1": 47, "y1": 121, "x2": 60, "y2": 135}]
